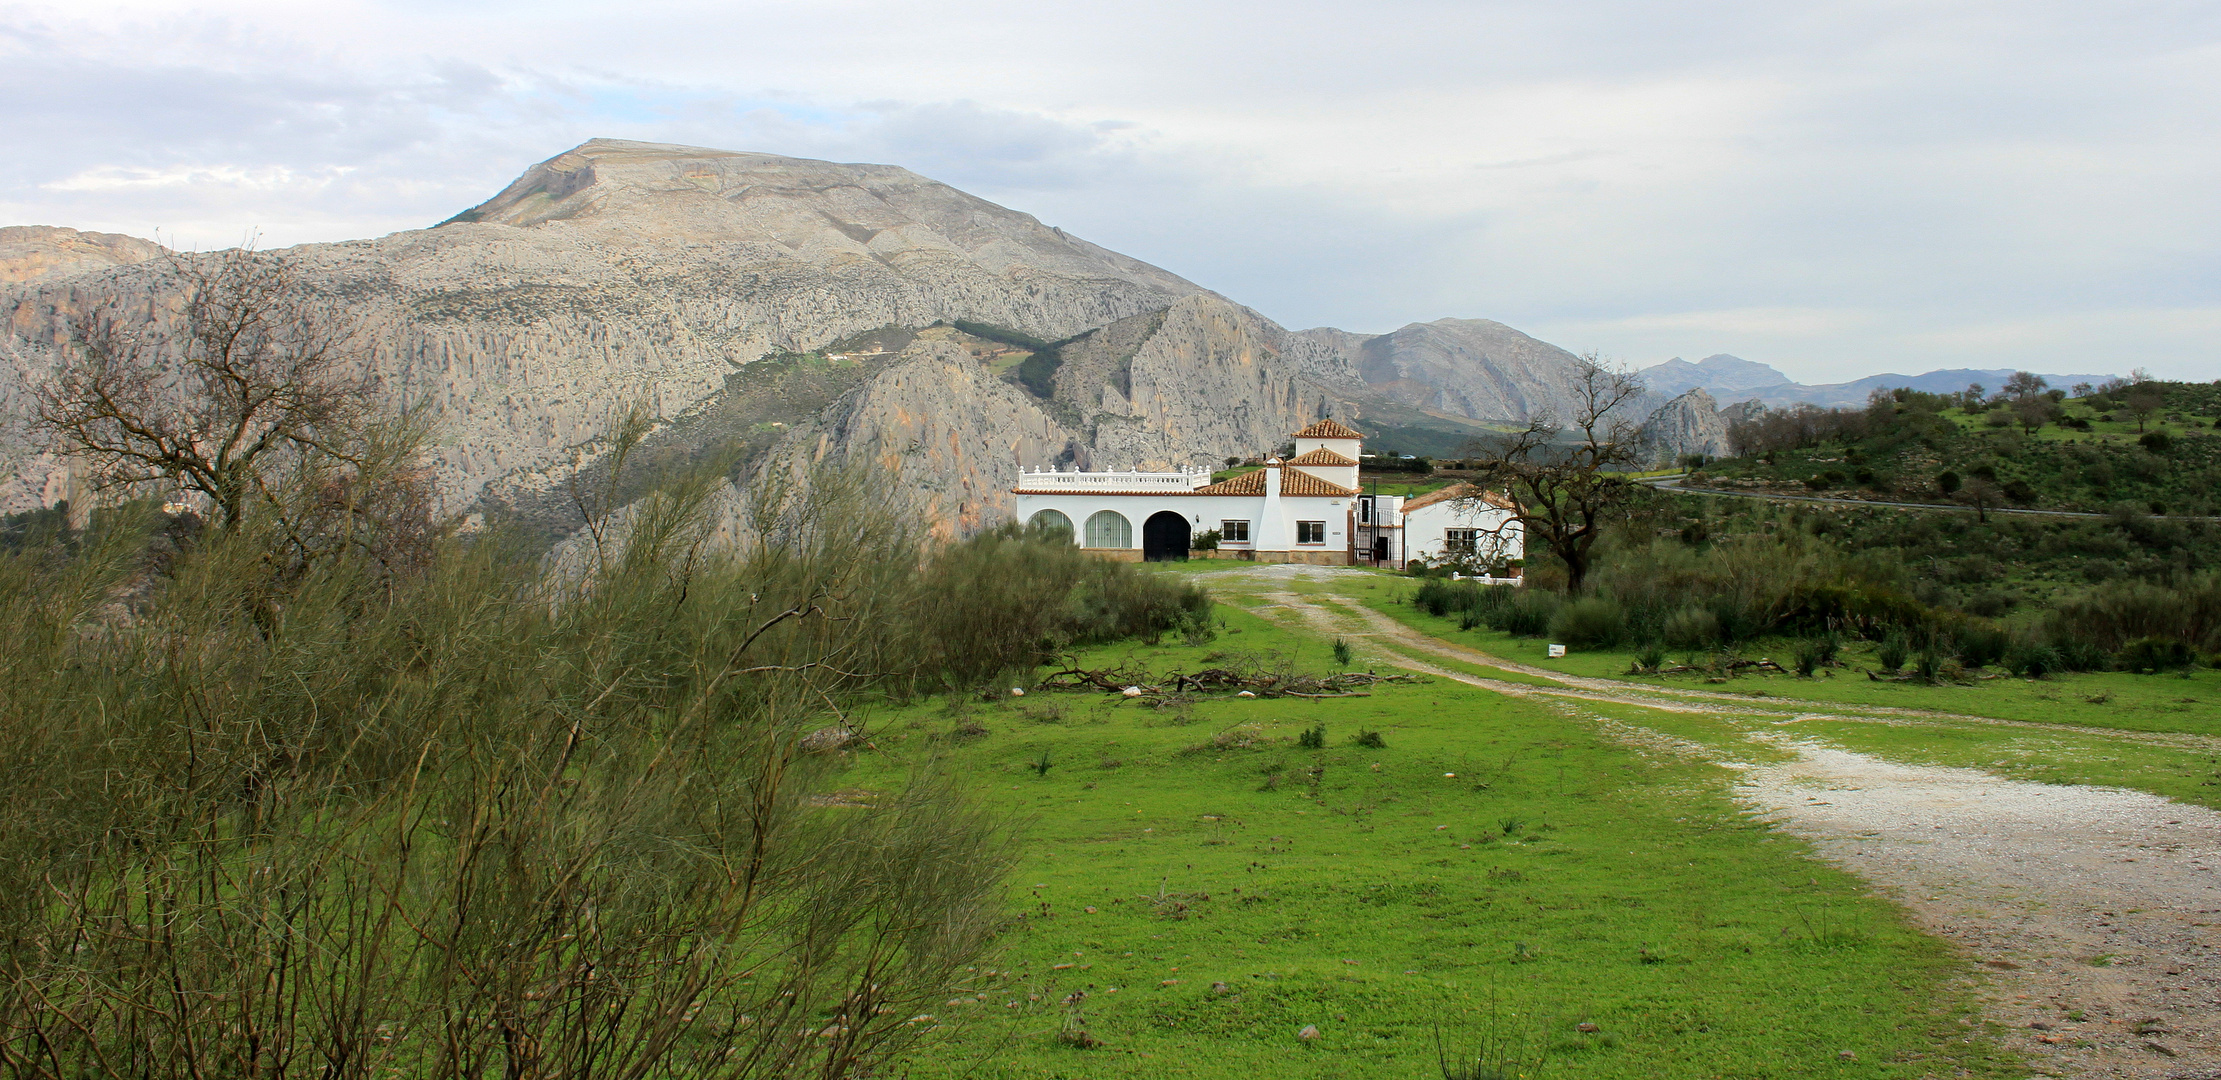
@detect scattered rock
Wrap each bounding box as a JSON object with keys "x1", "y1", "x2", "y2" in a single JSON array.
[
  {"x1": 1836, "y1": 1050, "x2": 1856, "y2": 1061},
  {"x1": 1298, "y1": 1025, "x2": 1320, "y2": 1041},
  {"x1": 2029, "y1": 1021, "x2": 2052, "y2": 1030},
  {"x1": 799, "y1": 727, "x2": 854, "y2": 753},
  {"x1": 1236, "y1": 690, "x2": 1256, "y2": 697},
  {"x1": 2142, "y1": 1041, "x2": 2177, "y2": 1057},
  {"x1": 1010, "y1": 687, "x2": 1025, "y2": 697},
  {"x1": 1577, "y1": 1022, "x2": 1599, "y2": 1033},
  {"x1": 1210, "y1": 981, "x2": 1230, "y2": 993},
  {"x1": 1981, "y1": 959, "x2": 2021, "y2": 970},
  {"x1": 1122, "y1": 686, "x2": 1144, "y2": 697},
  {"x1": 1083, "y1": 906, "x2": 1097, "y2": 914}
]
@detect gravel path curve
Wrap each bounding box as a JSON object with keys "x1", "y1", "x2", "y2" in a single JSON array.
[{"x1": 1202, "y1": 564, "x2": 2221, "y2": 1077}]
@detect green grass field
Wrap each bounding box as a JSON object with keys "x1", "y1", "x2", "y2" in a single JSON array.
[
  {"x1": 1352, "y1": 582, "x2": 2221, "y2": 810},
  {"x1": 837, "y1": 602, "x2": 2017, "y2": 1078}
]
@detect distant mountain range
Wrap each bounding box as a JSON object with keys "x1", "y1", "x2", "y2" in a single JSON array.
[{"x1": 1636, "y1": 354, "x2": 2121, "y2": 410}]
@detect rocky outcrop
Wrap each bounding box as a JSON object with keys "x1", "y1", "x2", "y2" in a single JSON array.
[
  {"x1": 0, "y1": 226, "x2": 165, "y2": 285},
  {"x1": 788, "y1": 341, "x2": 1080, "y2": 536},
  {"x1": 1293, "y1": 317, "x2": 1623, "y2": 423},
  {"x1": 1637, "y1": 388, "x2": 1731, "y2": 464},
  {"x1": 1070, "y1": 296, "x2": 1364, "y2": 471}
]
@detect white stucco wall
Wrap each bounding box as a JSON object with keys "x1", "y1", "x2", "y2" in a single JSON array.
[
  {"x1": 1013, "y1": 490, "x2": 1356, "y2": 554},
  {"x1": 1403, "y1": 499, "x2": 1523, "y2": 567}
]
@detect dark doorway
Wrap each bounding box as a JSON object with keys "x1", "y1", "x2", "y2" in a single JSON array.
[{"x1": 1142, "y1": 511, "x2": 1192, "y2": 562}]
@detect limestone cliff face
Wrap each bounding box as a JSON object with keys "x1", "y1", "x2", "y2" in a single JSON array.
[
  {"x1": 0, "y1": 139, "x2": 1208, "y2": 515},
  {"x1": 1083, "y1": 296, "x2": 1355, "y2": 470},
  {"x1": 1637, "y1": 389, "x2": 1731, "y2": 464},
  {"x1": 1, "y1": 138, "x2": 1612, "y2": 535},
  {"x1": 790, "y1": 341, "x2": 1080, "y2": 535},
  {"x1": 1295, "y1": 317, "x2": 1613, "y2": 423},
  {"x1": 0, "y1": 226, "x2": 165, "y2": 285}
]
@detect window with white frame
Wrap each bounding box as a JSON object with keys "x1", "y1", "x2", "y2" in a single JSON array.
[
  {"x1": 1444, "y1": 528, "x2": 1477, "y2": 554},
  {"x1": 1084, "y1": 510, "x2": 1132, "y2": 548},
  {"x1": 1220, "y1": 519, "x2": 1250, "y2": 543},
  {"x1": 1296, "y1": 520, "x2": 1326, "y2": 544}
]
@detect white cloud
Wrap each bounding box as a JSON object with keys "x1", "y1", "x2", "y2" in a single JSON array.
[{"x1": 0, "y1": 0, "x2": 2216, "y2": 380}]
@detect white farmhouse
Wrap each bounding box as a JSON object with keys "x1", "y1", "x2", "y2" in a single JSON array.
[
  {"x1": 1012, "y1": 419, "x2": 1517, "y2": 569},
  {"x1": 1400, "y1": 482, "x2": 1525, "y2": 576}
]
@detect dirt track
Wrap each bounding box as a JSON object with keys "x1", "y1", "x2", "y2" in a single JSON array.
[{"x1": 1203, "y1": 564, "x2": 2221, "y2": 1078}]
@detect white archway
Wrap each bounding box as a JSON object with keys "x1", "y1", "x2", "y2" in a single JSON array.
[
  {"x1": 1084, "y1": 509, "x2": 1133, "y2": 549},
  {"x1": 1029, "y1": 508, "x2": 1075, "y2": 541}
]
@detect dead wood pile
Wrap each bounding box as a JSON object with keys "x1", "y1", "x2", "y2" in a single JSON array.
[{"x1": 1036, "y1": 665, "x2": 1418, "y2": 700}]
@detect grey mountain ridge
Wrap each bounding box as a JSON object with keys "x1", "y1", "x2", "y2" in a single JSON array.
[
  {"x1": 1636, "y1": 355, "x2": 2120, "y2": 411},
  {"x1": 0, "y1": 138, "x2": 1927, "y2": 527}
]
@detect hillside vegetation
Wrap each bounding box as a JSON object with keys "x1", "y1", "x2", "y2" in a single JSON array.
[{"x1": 1696, "y1": 377, "x2": 2221, "y2": 516}]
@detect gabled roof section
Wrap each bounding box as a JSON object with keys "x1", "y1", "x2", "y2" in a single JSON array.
[
  {"x1": 1189, "y1": 465, "x2": 1359, "y2": 497},
  {"x1": 1291, "y1": 418, "x2": 1364, "y2": 440},
  {"x1": 1192, "y1": 469, "x2": 1268, "y2": 495},
  {"x1": 1402, "y1": 482, "x2": 1519, "y2": 514},
  {"x1": 1287, "y1": 447, "x2": 1358, "y2": 466},
  {"x1": 1277, "y1": 469, "x2": 1359, "y2": 497}
]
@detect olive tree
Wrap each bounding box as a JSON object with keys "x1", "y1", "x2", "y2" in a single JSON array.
[{"x1": 1455, "y1": 354, "x2": 1647, "y2": 594}]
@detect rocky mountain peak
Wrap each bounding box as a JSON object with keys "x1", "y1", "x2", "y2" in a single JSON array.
[
  {"x1": 440, "y1": 139, "x2": 1202, "y2": 300},
  {"x1": 0, "y1": 226, "x2": 166, "y2": 284}
]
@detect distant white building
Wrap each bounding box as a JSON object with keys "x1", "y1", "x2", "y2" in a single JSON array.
[
  {"x1": 1400, "y1": 482, "x2": 1525, "y2": 574},
  {"x1": 1011, "y1": 419, "x2": 1519, "y2": 569}
]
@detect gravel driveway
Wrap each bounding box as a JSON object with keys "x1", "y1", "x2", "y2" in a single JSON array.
[{"x1": 1206, "y1": 564, "x2": 2221, "y2": 1078}]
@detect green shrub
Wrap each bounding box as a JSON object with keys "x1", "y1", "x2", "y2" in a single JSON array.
[
  {"x1": 1298, "y1": 724, "x2": 1326, "y2": 750},
  {"x1": 1953, "y1": 625, "x2": 2010, "y2": 669},
  {"x1": 1548, "y1": 597, "x2": 1626, "y2": 648},
  {"x1": 1661, "y1": 607, "x2": 1721, "y2": 652},
  {"x1": 2117, "y1": 636, "x2": 2196, "y2": 674},
  {"x1": 1877, "y1": 635, "x2": 1909, "y2": 673},
  {"x1": 1792, "y1": 638, "x2": 1825, "y2": 677},
  {"x1": 1487, "y1": 588, "x2": 1562, "y2": 637},
  {"x1": 1631, "y1": 641, "x2": 1667, "y2": 674},
  {"x1": 2004, "y1": 639, "x2": 2060, "y2": 678},
  {"x1": 1913, "y1": 647, "x2": 1942, "y2": 683},
  {"x1": 1332, "y1": 637, "x2": 1353, "y2": 667},
  {"x1": 1350, "y1": 730, "x2": 1387, "y2": 749}
]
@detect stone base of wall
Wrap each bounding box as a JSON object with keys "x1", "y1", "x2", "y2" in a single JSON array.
[
  {"x1": 1081, "y1": 549, "x2": 1145, "y2": 563},
  {"x1": 1252, "y1": 549, "x2": 1352, "y2": 566},
  {"x1": 1190, "y1": 549, "x2": 1251, "y2": 560}
]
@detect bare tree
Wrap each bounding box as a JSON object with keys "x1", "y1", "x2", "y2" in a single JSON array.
[
  {"x1": 1956, "y1": 477, "x2": 2005, "y2": 523},
  {"x1": 2003, "y1": 371, "x2": 2049, "y2": 401},
  {"x1": 2123, "y1": 386, "x2": 2166, "y2": 432},
  {"x1": 1455, "y1": 354, "x2": 1646, "y2": 594},
  {"x1": 35, "y1": 246, "x2": 380, "y2": 529}
]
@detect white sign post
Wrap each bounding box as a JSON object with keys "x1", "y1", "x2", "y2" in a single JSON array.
[{"x1": 1547, "y1": 644, "x2": 1567, "y2": 658}]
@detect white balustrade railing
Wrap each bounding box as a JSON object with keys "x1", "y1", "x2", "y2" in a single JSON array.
[{"x1": 1017, "y1": 467, "x2": 1212, "y2": 490}]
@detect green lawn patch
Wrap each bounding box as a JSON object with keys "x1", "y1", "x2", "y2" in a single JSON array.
[{"x1": 838, "y1": 604, "x2": 2014, "y2": 1078}]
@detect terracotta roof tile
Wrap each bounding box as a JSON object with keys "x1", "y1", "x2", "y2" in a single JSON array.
[
  {"x1": 1192, "y1": 469, "x2": 1267, "y2": 495},
  {"x1": 1189, "y1": 465, "x2": 1357, "y2": 497},
  {"x1": 1402, "y1": 482, "x2": 1518, "y2": 513},
  {"x1": 1276, "y1": 469, "x2": 1359, "y2": 497},
  {"x1": 1291, "y1": 418, "x2": 1365, "y2": 440},
  {"x1": 1286, "y1": 447, "x2": 1358, "y2": 466}
]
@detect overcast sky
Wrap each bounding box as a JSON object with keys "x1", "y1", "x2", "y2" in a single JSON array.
[{"x1": 4, "y1": 0, "x2": 2217, "y2": 382}]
